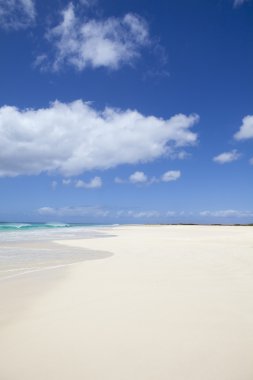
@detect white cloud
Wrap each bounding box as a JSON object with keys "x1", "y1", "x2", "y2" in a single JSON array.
[
  {"x1": 115, "y1": 170, "x2": 181, "y2": 185},
  {"x1": 234, "y1": 115, "x2": 253, "y2": 140},
  {"x1": 42, "y1": 3, "x2": 150, "y2": 71},
  {"x1": 38, "y1": 205, "x2": 109, "y2": 217},
  {"x1": 38, "y1": 206, "x2": 162, "y2": 219},
  {"x1": 116, "y1": 170, "x2": 181, "y2": 185},
  {"x1": 129, "y1": 171, "x2": 148, "y2": 184},
  {"x1": 37, "y1": 206, "x2": 253, "y2": 221},
  {"x1": 0, "y1": 0, "x2": 35, "y2": 30},
  {"x1": 172, "y1": 151, "x2": 190, "y2": 160},
  {"x1": 130, "y1": 210, "x2": 160, "y2": 218},
  {"x1": 200, "y1": 210, "x2": 253, "y2": 218},
  {"x1": 75, "y1": 176, "x2": 102, "y2": 189},
  {"x1": 0, "y1": 100, "x2": 198, "y2": 177},
  {"x1": 213, "y1": 149, "x2": 241, "y2": 164},
  {"x1": 116, "y1": 209, "x2": 161, "y2": 218},
  {"x1": 161, "y1": 170, "x2": 181, "y2": 182},
  {"x1": 250, "y1": 157, "x2": 253, "y2": 165},
  {"x1": 38, "y1": 207, "x2": 55, "y2": 215},
  {"x1": 33, "y1": 54, "x2": 47, "y2": 69}
]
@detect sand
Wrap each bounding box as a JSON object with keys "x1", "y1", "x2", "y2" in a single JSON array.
[{"x1": 0, "y1": 225, "x2": 253, "y2": 380}]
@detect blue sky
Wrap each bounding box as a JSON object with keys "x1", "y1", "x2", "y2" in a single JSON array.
[{"x1": 0, "y1": 0, "x2": 252, "y2": 224}]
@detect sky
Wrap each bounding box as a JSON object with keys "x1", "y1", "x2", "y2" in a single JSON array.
[{"x1": 0, "y1": 0, "x2": 252, "y2": 224}]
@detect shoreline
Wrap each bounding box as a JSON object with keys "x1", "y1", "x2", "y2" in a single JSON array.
[
  {"x1": 0, "y1": 225, "x2": 253, "y2": 380},
  {"x1": 0, "y1": 238, "x2": 113, "y2": 326}
]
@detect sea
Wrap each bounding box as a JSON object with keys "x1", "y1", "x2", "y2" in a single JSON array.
[{"x1": 0, "y1": 222, "x2": 115, "y2": 280}]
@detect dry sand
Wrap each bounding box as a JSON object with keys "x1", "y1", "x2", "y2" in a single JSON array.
[{"x1": 0, "y1": 225, "x2": 253, "y2": 380}]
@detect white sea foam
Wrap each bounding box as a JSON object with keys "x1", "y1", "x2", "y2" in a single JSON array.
[
  {"x1": 0, "y1": 225, "x2": 108, "y2": 242},
  {"x1": 0, "y1": 225, "x2": 114, "y2": 280},
  {"x1": 45, "y1": 223, "x2": 70, "y2": 228},
  {"x1": 0, "y1": 223, "x2": 32, "y2": 229}
]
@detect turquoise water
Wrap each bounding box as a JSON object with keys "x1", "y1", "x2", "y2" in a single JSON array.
[
  {"x1": 0, "y1": 224, "x2": 115, "y2": 279},
  {"x1": 0, "y1": 222, "x2": 117, "y2": 243},
  {"x1": 0, "y1": 222, "x2": 99, "y2": 232}
]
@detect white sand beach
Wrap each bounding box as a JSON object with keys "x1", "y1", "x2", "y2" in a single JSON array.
[{"x1": 0, "y1": 225, "x2": 253, "y2": 380}]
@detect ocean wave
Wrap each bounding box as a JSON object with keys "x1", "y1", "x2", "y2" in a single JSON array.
[
  {"x1": 44, "y1": 223, "x2": 70, "y2": 228},
  {"x1": 0, "y1": 222, "x2": 71, "y2": 231},
  {"x1": 0, "y1": 223, "x2": 32, "y2": 230}
]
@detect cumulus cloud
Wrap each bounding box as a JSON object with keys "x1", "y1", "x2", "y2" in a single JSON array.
[
  {"x1": 0, "y1": 0, "x2": 36, "y2": 30},
  {"x1": 41, "y1": 3, "x2": 150, "y2": 71},
  {"x1": 200, "y1": 210, "x2": 253, "y2": 218},
  {"x1": 234, "y1": 115, "x2": 253, "y2": 140},
  {"x1": 115, "y1": 170, "x2": 181, "y2": 185},
  {"x1": 75, "y1": 176, "x2": 102, "y2": 189},
  {"x1": 0, "y1": 100, "x2": 198, "y2": 177},
  {"x1": 114, "y1": 173, "x2": 150, "y2": 185},
  {"x1": 213, "y1": 149, "x2": 241, "y2": 164},
  {"x1": 161, "y1": 170, "x2": 181, "y2": 182},
  {"x1": 129, "y1": 171, "x2": 148, "y2": 184}
]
